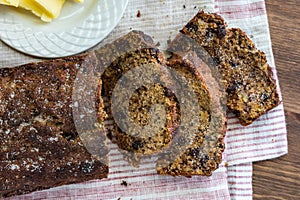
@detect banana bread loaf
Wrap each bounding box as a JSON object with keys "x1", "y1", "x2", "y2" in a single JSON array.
[
  {"x1": 177, "y1": 11, "x2": 280, "y2": 125},
  {"x1": 0, "y1": 52, "x2": 108, "y2": 198}
]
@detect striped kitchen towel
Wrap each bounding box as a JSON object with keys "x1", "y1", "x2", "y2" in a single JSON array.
[{"x1": 0, "y1": 0, "x2": 287, "y2": 199}]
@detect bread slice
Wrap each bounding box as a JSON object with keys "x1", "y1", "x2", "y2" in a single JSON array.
[
  {"x1": 156, "y1": 51, "x2": 227, "y2": 176},
  {"x1": 101, "y1": 30, "x2": 226, "y2": 175},
  {"x1": 0, "y1": 52, "x2": 108, "y2": 198},
  {"x1": 178, "y1": 11, "x2": 280, "y2": 125},
  {"x1": 100, "y1": 31, "x2": 180, "y2": 159}
]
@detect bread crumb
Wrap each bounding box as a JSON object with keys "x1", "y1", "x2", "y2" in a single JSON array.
[
  {"x1": 137, "y1": 10, "x2": 141, "y2": 18},
  {"x1": 121, "y1": 180, "x2": 128, "y2": 186},
  {"x1": 225, "y1": 162, "x2": 229, "y2": 167}
]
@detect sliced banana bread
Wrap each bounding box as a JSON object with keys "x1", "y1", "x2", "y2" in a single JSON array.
[
  {"x1": 156, "y1": 51, "x2": 227, "y2": 176},
  {"x1": 177, "y1": 11, "x2": 280, "y2": 125},
  {"x1": 102, "y1": 47, "x2": 180, "y2": 158}
]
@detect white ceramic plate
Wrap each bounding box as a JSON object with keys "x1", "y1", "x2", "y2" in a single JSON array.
[{"x1": 0, "y1": 0, "x2": 128, "y2": 58}]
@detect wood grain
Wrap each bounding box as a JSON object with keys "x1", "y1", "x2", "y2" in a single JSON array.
[{"x1": 253, "y1": 0, "x2": 300, "y2": 199}]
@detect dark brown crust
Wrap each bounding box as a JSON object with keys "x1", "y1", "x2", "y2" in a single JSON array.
[
  {"x1": 0, "y1": 52, "x2": 108, "y2": 198},
  {"x1": 95, "y1": 30, "x2": 158, "y2": 75},
  {"x1": 179, "y1": 11, "x2": 280, "y2": 125}
]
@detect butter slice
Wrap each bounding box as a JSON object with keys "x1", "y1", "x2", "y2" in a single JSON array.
[
  {"x1": 0, "y1": 0, "x2": 65, "y2": 22},
  {"x1": 0, "y1": 0, "x2": 19, "y2": 7},
  {"x1": 20, "y1": 0, "x2": 65, "y2": 22},
  {"x1": 34, "y1": 0, "x2": 65, "y2": 19}
]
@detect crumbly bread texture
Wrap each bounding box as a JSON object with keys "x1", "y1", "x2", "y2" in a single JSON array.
[
  {"x1": 100, "y1": 31, "x2": 180, "y2": 158},
  {"x1": 101, "y1": 30, "x2": 226, "y2": 175},
  {"x1": 0, "y1": 52, "x2": 108, "y2": 198},
  {"x1": 114, "y1": 79, "x2": 180, "y2": 157},
  {"x1": 156, "y1": 51, "x2": 227, "y2": 176},
  {"x1": 178, "y1": 11, "x2": 280, "y2": 125}
]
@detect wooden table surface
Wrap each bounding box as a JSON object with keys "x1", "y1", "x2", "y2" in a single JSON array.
[{"x1": 253, "y1": 0, "x2": 300, "y2": 199}]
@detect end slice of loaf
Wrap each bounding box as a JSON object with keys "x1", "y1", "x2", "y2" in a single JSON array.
[
  {"x1": 178, "y1": 11, "x2": 280, "y2": 125},
  {"x1": 0, "y1": 52, "x2": 108, "y2": 198}
]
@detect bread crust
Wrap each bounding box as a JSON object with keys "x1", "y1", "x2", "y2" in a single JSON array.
[{"x1": 0, "y1": 52, "x2": 108, "y2": 198}]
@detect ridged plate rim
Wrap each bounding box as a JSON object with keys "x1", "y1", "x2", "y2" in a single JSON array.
[{"x1": 0, "y1": 0, "x2": 129, "y2": 58}]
